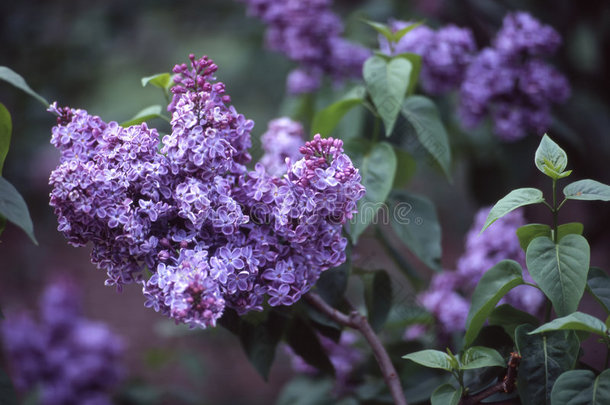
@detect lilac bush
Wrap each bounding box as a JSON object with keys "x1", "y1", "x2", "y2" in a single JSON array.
[
  {"x1": 0, "y1": 279, "x2": 124, "y2": 405},
  {"x1": 238, "y1": 0, "x2": 370, "y2": 94},
  {"x1": 48, "y1": 55, "x2": 365, "y2": 329}
]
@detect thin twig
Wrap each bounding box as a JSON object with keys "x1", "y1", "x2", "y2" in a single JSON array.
[
  {"x1": 459, "y1": 352, "x2": 521, "y2": 405},
  {"x1": 304, "y1": 292, "x2": 407, "y2": 405}
]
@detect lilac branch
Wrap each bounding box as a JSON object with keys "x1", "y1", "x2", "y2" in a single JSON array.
[{"x1": 304, "y1": 292, "x2": 407, "y2": 405}]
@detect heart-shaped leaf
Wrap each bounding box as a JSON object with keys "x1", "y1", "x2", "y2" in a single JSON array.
[
  {"x1": 551, "y1": 369, "x2": 610, "y2": 405},
  {"x1": 526, "y1": 235, "x2": 590, "y2": 316},
  {"x1": 363, "y1": 56, "x2": 412, "y2": 136},
  {"x1": 515, "y1": 325, "x2": 580, "y2": 405}
]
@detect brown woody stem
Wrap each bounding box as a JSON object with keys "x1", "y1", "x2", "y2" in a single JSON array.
[
  {"x1": 458, "y1": 352, "x2": 521, "y2": 405},
  {"x1": 304, "y1": 292, "x2": 407, "y2": 405}
]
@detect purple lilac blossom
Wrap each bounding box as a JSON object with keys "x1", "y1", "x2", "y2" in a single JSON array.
[
  {"x1": 494, "y1": 12, "x2": 561, "y2": 57},
  {"x1": 259, "y1": 117, "x2": 305, "y2": 176},
  {"x1": 379, "y1": 22, "x2": 477, "y2": 95},
  {"x1": 238, "y1": 0, "x2": 370, "y2": 94},
  {"x1": 409, "y1": 207, "x2": 543, "y2": 337},
  {"x1": 285, "y1": 331, "x2": 363, "y2": 395},
  {"x1": 459, "y1": 12, "x2": 570, "y2": 141},
  {"x1": 48, "y1": 55, "x2": 365, "y2": 329},
  {"x1": 0, "y1": 280, "x2": 125, "y2": 405}
]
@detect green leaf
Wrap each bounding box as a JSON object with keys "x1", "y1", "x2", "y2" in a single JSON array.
[
  {"x1": 394, "y1": 53, "x2": 422, "y2": 96},
  {"x1": 516, "y1": 223, "x2": 551, "y2": 251},
  {"x1": 526, "y1": 235, "x2": 590, "y2": 317},
  {"x1": 349, "y1": 142, "x2": 397, "y2": 244},
  {"x1": 430, "y1": 384, "x2": 462, "y2": 405},
  {"x1": 563, "y1": 179, "x2": 610, "y2": 201},
  {"x1": 535, "y1": 134, "x2": 568, "y2": 178},
  {"x1": 489, "y1": 304, "x2": 540, "y2": 339},
  {"x1": 387, "y1": 190, "x2": 442, "y2": 271},
  {"x1": 239, "y1": 311, "x2": 286, "y2": 380},
  {"x1": 0, "y1": 368, "x2": 18, "y2": 405},
  {"x1": 364, "y1": 270, "x2": 392, "y2": 332},
  {"x1": 362, "y1": 20, "x2": 394, "y2": 42},
  {"x1": 141, "y1": 73, "x2": 172, "y2": 89},
  {"x1": 529, "y1": 312, "x2": 608, "y2": 338},
  {"x1": 286, "y1": 317, "x2": 335, "y2": 376},
  {"x1": 393, "y1": 22, "x2": 424, "y2": 42},
  {"x1": 0, "y1": 103, "x2": 11, "y2": 176},
  {"x1": 0, "y1": 176, "x2": 36, "y2": 244},
  {"x1": 515, "y1": 325, "x2": 580, "y2": 405},
  {"x1": 551, "y1": 369, "x2": 610, "y2": 405},
  {"x1": 400, "y1": 96, "x2": 452, "y2": 179},
  {"x1": 363, "y1": 56, "x2": 412, "y2": 136},
  {"x1": 557, "y1": 222, "x2": 584, "y2": 240},
  {"x1": 481, "y1": 188, "x2": 545, "y2": 232},
  {"x1": 516, "y1": 223, "x2": 583, "y2": 252},
  {"x1": 464, "y1": 260, "x2": 524, "y2": 348},
  {"x1": 402, "y1": 349, "x2": 455, "y2": 371},
  {"x1": 121, "y1": 105, "x2": 166, "y2": 127},
  {"x1": 315, "y1": 255, "x2": 350, "y2": 308},
  {"x1": 0, "y1": 66, "x2": 48, "y2": 106},
  {"x1": 586, "y1": 267, "x2": 610, "y2": 314},
  {"x1": 392, "y1": 147, "x2": 417, "y2": 188},
  {"x1": 311, "y1": 86, "x2": 365, "y2": 136},
  {"x1": 460, "y1": 346, "x2": 505, "y2": 370}
]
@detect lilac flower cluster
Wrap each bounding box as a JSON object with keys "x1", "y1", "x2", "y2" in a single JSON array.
[
  {"x1": 0, "y1": 280, "x2": 125, "y2": 405},
  {"x1": 285, "y1": 331, "x2": 363, "y2": 395},
  {"x1": 238, "y1": 0, "x2": 370, "y2": 94},
  {"x1": 379, "y1": 22, "x2": 477, "y2": 95},
  {"x1": 456, "y1": 207, "x2": 544, "y2": 311},
  {"x1": 408, "y1": 207, "x2": 543, "y2": 337},
  {"x1": 459, "y1": 12, "x2": 570, "y2": 141},
  {"x1": 259, "y1": 117, "x2": 305, "y2": 176},
  {"x1": 48, "y1": 55, "x2": 365, "y2": 329}
]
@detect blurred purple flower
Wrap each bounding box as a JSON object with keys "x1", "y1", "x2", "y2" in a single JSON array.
[
  {"x1": 459, "y1": 12, "x2": 570, "y2": 141},
  {"x1": 410, "y1": 207, "x2": 544, "y2": 338},
  {"x1": 1, "y1": 279, "x2": 125, "y2": 405},
  {"x1": 259, "y1": 117, "x2": 305, "y2": 176},
  {"x1": 238, "y1": 0, "x2": 370, "y2": 94},
  {"x1": 379, "y1": 22, "x2": 477, "y2": 94}
]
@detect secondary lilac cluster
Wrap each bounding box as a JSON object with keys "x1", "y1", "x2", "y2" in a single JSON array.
[
  {"x1": 456, "y1": 207, "x2": 544, "y2": 311},
  {"x1": 0, "y1": 280, "x2": 125, "y2": 405},
  {"x1": 379, "y1": 22, "x2": 477, "y2": 95},
  {"x1": 238, "y1": 0, "x2": 370, "y2": 94},
  {"x1": 48, "y1": 55, "x2": 365, "y2": 329},
  {"x1": 459, "y1": 12, "x2": 570, "y2": 141},
  {"x1": 407, "y1": 207, "x2": 543, "y2": 338},
  {"x1": 259, "y1": 117, "x2": 305, "y2": 176},
  {"x1": 285, "y1": 331, "x2": 363, "y2": 395}
]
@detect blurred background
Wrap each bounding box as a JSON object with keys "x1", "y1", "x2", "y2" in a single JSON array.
[{"x1": 1, "y1": 0, "x2": 609, "y2": 403}]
